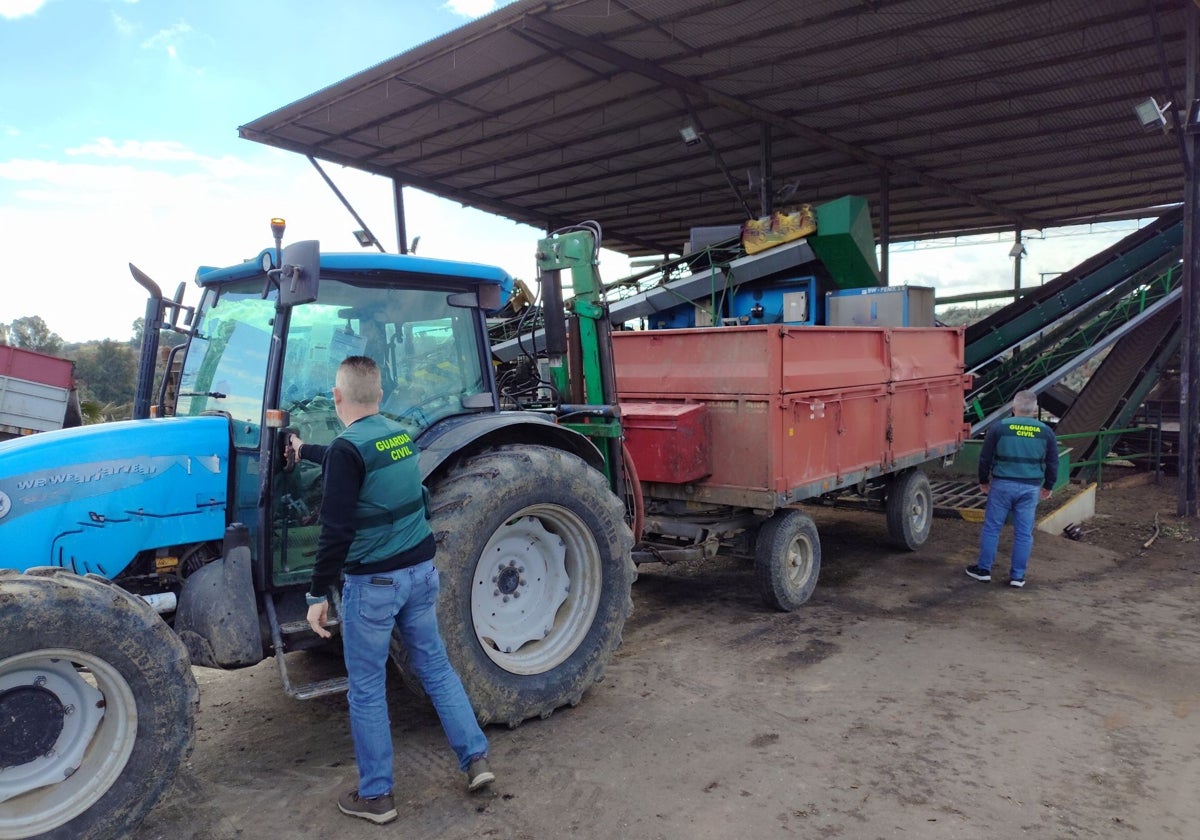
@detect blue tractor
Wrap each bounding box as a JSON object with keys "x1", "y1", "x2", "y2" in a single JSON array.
[{"x1": 0, "y1": 222, "x2": 634, "y2": 840}]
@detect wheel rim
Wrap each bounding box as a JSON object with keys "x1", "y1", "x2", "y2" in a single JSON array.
[
  {"x1": 908, "y1": 486, "x2": 930, "y2": 534},
  {"x1": 470, "y1": 504, "x2": 603, "y2": 675},
  {"x1": 0, "y1": 650, "x2": 138, "y2": 837},
  {"x1": 784, "y1": 530, "x2": 816, "y2": 589}
]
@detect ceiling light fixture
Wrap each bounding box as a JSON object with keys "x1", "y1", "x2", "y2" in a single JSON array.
[
  {"x1": 1133, "y1": 96, "x2": 1171, "y2": 131},
  {"x1": 679, "y1": 125, "x2": 702, "y2": 147}
]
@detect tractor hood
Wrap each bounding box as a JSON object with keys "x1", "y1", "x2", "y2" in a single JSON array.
[{"x1": 0, "y1": 416, "x2": 231, "y2": 575}]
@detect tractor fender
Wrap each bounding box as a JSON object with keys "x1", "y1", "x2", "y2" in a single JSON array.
[
  {"x1": 174, "y1": 523, "x2": 262, "y2": 668},
  {"x1": 416, "y1": 411, "x2": 604, "y2": 480}
]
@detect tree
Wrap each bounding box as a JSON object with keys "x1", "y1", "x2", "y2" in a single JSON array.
[
  {"x1": 8, "y1": 316, "x2": 64, "y2": 356},
  {"x1": 0, "y1": 322, "x2": 8, "y2": 344},
  {"x1": 72, "y1": 339, "x2": 137, "y2": 410}
]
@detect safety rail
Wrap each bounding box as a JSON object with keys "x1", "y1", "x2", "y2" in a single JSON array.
[{"x1": 1058, "y1": 422, "x2": 1162, "y2": 485}]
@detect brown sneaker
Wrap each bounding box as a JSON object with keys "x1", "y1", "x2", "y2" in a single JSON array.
[
  {"x1": 466, "y1": 756, "x2": 495, "y2": 792},
  {"x1": 338, "y1": 788, "x2": 397, "y2": 824}
]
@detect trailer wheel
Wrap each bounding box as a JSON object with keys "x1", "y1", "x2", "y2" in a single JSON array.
[
  {"x1": 885, "y1": 469, "x2": 933, "y2": 551},
  {"x1": 754, "y1": 509, "x2": 822, "y2": 612},
  {"x1": 0, "y1": 569, "x2": 197, "y2": 840},
  {"x1": 396, "y1": 445, "x2": 634, "y2": 727}
]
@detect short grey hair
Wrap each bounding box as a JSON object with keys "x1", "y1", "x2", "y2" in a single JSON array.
[{"x1": 1012, "y1": 390, "x2": 1038, "y2": 416}]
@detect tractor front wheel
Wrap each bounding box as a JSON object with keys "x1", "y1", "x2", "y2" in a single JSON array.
[{"x1": 0, "y1": 569, "x2": 197, "y2": 840}]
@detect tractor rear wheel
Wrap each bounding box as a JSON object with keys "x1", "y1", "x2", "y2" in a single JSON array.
[
  {"x1": 394, "y1": 445, "x2": 634, "y2": 727},
  {"x1": 0, "y1": 569, "x2": 196, "y2": 840}
]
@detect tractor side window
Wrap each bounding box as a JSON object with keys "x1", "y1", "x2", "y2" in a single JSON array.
[
  {"x1": 177, "y1": 289, "x2": 275, "y2": 449},
  {"x1": 280, "y1": 305, "x2": 367, "y2": 448},
  {"x1": 379, "y1": 300, "x2": 489, "y2": 432}
]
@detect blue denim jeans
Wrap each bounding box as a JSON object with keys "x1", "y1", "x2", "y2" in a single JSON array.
[
  {"x1": 976, "y1": 478, "x2": 1041, "y2": 580},
  {"x1": 340, "y1": 560, "x2": 488, "y2": 797}
]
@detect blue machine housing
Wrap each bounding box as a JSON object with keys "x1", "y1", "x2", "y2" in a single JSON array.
[
  {"x1": 649, "y1": 275, "x2": 821, "y2": 328},
  {"x1": 730, "y1": 276, "x2": 819, "y2": 325},
  {"x1": 0, "y1": 416, "x2": 230, "y2": 575}
]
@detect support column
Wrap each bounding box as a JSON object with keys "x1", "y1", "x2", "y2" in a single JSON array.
[
  {"x1": 1180, "y1": 5, "x2": 1199, "y2": 517},
  {"x1": 759, "y1": 124, "x2": 773, "y2": 217},
  {"x1": 1012, "y1": 230, "x2": 1023, "y2": 300},
  {"x1": 393, "y1": 180, "x2": 409, "y2": 255},
  {"x1": 879, "y1": 169, "x2": 890, "y2": 286}
]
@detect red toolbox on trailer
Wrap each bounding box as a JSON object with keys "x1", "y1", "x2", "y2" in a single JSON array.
[{"x1": 620, "y1": 402, "x2": 711, "y2": 484}]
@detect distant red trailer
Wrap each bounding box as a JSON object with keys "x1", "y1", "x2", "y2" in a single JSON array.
[
  {"x1": 0, "y1": 345, "x2": 79, "y2": 440},
  {"x1": 614, "y1": 325, "x2": 971, "y2": 610}
]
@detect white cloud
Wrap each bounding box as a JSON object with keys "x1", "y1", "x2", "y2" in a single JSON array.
[
  {"x1": 141, "y1": 21, "x2": 191, "y2": 57},
  {"x1": 0, "y1": 141, "x2": 622, "y2": 343},
  {"x1": 0, "y1": 0, "x2": 45, "y2": 20},
  {"x1": 111, "y1": 12, "x2": 135, "y2": 36},
  {"x1": 443, "y1": 0, "x2": 500, "y2": 19},
  {"x1": 67, "y1": 138, "x2": 208, "y2": 162}
]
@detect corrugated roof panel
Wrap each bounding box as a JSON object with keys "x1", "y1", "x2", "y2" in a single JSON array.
[{"x1": 239, "y1": 0, "x2": 1190, "y2": 256}]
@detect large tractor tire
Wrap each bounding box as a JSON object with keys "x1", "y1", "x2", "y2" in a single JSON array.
[
  {"x1": 394, "y1": 445, "x2": 634, "y2": 728},
  {"x1": 885, "y1": 468, "x2": 933, "y2": 551},
  {"x1": 0, "y1": 569, "x2": 197, "y2": 840}
]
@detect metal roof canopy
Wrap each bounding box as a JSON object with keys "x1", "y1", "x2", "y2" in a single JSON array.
[
  {"x1": 240, "y1": 0, "x2": 1192, "y2": 260},
  {"x1": 240, "y1": 0, "x2": 1200, "y2": 518}
]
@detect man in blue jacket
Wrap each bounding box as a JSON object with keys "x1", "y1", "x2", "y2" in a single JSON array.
[
  {"x1": 966, "y1": 389, "x2": 1058, "y2": 588},
  {"x1": 294, "y1": 355, "x2": 494, "y2": 825}
]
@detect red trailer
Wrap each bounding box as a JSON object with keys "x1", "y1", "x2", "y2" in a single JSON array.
[
  {"x1": 614, "y1": 325, "x2": 971, "y2": 610},
  {"x1": 0, "y1": 345, "x2": 79, "y2": 441}
]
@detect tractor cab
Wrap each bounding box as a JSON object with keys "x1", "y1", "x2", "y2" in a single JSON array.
[{"x1": 162, "y1": 238, "x2": 509, "y2": 590}]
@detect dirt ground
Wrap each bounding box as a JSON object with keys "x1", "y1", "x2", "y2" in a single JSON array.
[{"x1": 135, "y1": 473, "x2": 1200, "y2": 840}]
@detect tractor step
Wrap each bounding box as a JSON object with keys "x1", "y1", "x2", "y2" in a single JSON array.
[
  {"x1": 287, "y1": 675, "x2": 349, "y2": 700},
  {"x1": 263, "y1": 595, "x2": 349, "y2": 700},
  {"x1": 278, "y1": 617, "x2": 339, "y2": 637}
]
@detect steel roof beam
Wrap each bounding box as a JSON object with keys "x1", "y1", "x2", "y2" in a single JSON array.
[{"x1": 508, "y1": 17, "x2": 1046, "y2": 230}]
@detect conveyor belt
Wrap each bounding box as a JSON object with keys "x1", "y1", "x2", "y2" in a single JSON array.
[
  {"x1": 1053, "y1": 299, "x2": 1182, "y2": 468},
  {"x1": 964, "y1": 208, "x2": 1182, "y2": 371},
  {"x1": 966, "y1": 262, "x2": 1182, "y2": 428},
  {"x1": 962, "y1": 206, "x2": 1184, "y2": 451}
]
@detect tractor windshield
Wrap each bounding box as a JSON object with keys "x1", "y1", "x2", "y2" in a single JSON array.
[
  {"x1": 176, "y1": 287, "x2": 276, "y2": 448},
  {"x1": 178, "y1": 277, "x2": 490, "y2": 451}
]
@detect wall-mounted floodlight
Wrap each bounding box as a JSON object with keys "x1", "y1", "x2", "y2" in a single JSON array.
[
  {"x1": 630, "y1": 257, "x2": 665, "y2": 269},
  {"x1": 1008, "y1": 241, "x2": 1027, "y2": 258},
  {"x1": 1133, "y1": 96, "x2": 1171, "y2": 130},
  {"x1": 679, "y1": 125, "x2": 702, "y2": 147},
  {"x1": 352, "y1": 229, "x2": 374, "y2": 247}
]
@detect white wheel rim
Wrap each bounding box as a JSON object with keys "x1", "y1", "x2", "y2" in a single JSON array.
[
  {"x1": 784, "y1": 531, "x2": 815, "y2": 588},
  {"x1": 0, "y1": 649, "x2": 138, "y2": 838},
  {"x1": 470, "y1": 505, "x2": 603, "y2": 675},
  {"x1": 909, "y1": 487, "x2": 930, "y2": 532}
]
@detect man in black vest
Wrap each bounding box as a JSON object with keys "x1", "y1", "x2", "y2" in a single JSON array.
[
  {"x1": 966, "y1": 389, "x2": 1058, "y2": 588},
  {"x1": 294, "y1": 355, "x2": 494, "y2": 825}
]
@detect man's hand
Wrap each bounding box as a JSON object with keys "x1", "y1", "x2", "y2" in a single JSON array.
[
  {"x1": 307, "y1": 600, "x2": 331, "y2": 638},
  {"x1": 979, "y1": 482, "x2": 990, "y2": 494},
  {"x1": 1039, "y1": 488, "x2": 1052, "y2": 501},
  {"x1": 289, "y1": 433, "x2": 304, "y2": 459}
]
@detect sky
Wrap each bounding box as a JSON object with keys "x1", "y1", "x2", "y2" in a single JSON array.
[{"x1": 0, "y1": 0, "x2": 1148, "y2": 344}]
